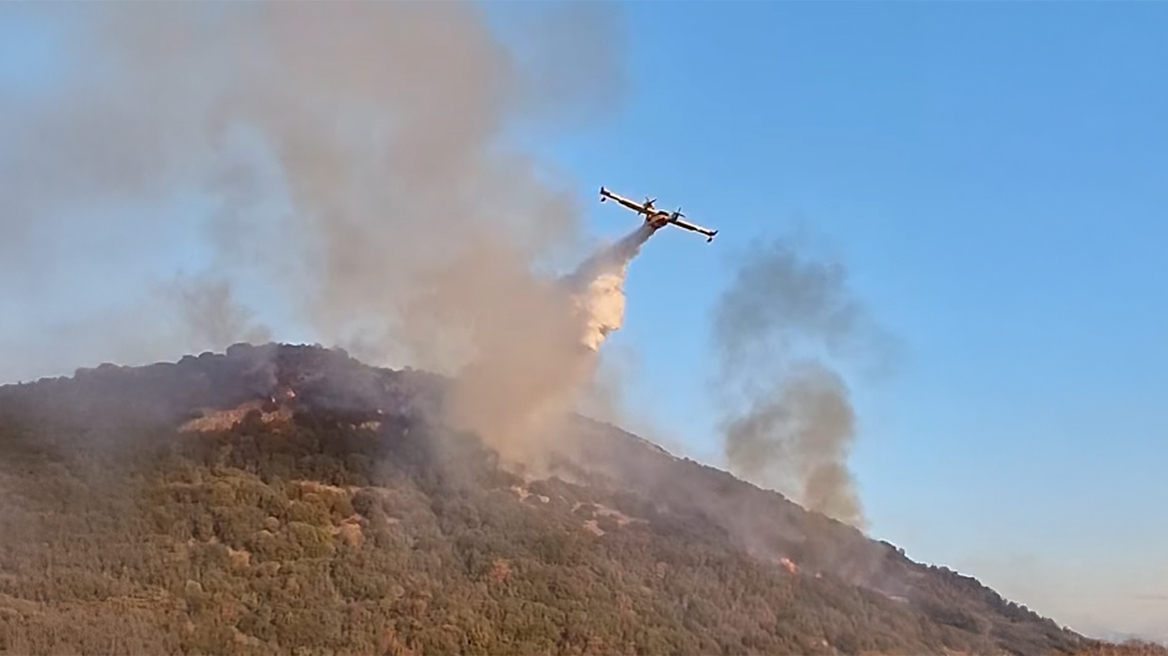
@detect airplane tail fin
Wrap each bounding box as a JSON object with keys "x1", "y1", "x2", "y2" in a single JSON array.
[
  {"x1": 707, "y1": 230, "x2": 718, "y2": 243},
  {"x1": 599, "y1": 186, "x2": 607, "y2": 201}
]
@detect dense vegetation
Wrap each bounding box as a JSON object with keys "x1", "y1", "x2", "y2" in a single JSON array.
[{"x1": 0, "y1": 343, "x2": 1156, "y2": 656}]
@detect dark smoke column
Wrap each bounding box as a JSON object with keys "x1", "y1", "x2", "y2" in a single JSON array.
[{"x1": 711, "y1": 235, "x2": 891, "y2": 531}]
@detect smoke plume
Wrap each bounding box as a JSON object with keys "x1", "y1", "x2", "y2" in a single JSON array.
[
  {"x1": 443, "y1": 223, "x2": 656, "y2": 468},
  {"x1": 0, "y1": 3, "x2": 639, "y2": 463},
  {"x1": 161, "y1": 276, "x2": 273, "y2": 352},
  {"x1": 713, "y1": 235, "x2": 891, "y2": 530},
  {"x1": 563, "y1": 223, "x2": 657, "y2": 351}
]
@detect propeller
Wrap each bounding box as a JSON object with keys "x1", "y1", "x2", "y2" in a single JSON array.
[{"x1": 672, "y1": 206, "x2": 685, "y2": 220}]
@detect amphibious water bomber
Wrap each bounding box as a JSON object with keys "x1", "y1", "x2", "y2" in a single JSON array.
[{"x1": 599, "y1": 186, "x2": 718, "y2": 242}]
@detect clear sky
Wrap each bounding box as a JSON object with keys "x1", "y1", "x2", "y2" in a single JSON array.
[
  {"x1": 3, "y1": 1, "x2": 1166, "y2": 642},
  {"x1": 510, "y1": 2, "x2": 1168, "y2": 641}
]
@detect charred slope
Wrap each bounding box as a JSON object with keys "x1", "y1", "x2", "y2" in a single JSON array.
[{"x1": 0, "y1": 343, "x2": 1145, "y2": 656}]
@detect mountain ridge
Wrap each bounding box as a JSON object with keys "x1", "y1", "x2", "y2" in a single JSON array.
[{"x1": 0, "y1": 342, "x2": 1156, "y2": 656}]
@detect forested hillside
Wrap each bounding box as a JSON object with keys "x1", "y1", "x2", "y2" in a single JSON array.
[{"x1": 0, "y1": 343, "x2": 1157, "y2": 656}]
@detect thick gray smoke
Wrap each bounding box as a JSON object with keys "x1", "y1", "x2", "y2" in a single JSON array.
[
  {"x1": 444, "y1": 223, "x2": 657, "y2": 470},
  {"x1": 713, "y1": 235, "x2": 891, "y2": 530},
  {"x1": 0, "y1": 2, "x2": 626, "y2": 377},
  {"x1": 723, "y1": 362, "x2": 863, "y2": 527},
  {"x1": 0, "y1": 3, "x2": 641, "y2": 460}
]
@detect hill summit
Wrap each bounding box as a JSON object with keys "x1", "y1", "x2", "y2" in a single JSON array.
[{"x1": 0, "y1": 343, "x2": 1156, "y2": 656}]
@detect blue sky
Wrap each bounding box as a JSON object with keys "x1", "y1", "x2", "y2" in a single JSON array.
[
  {"x1": 518, "y1": 1, "x2": 1168, "y2": 640},
  {"x1": 2, "y1": 1, "x2": 1166, "y2": 641}
]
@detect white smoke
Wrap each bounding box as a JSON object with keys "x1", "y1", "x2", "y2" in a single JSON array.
[
  {"x1": 445, "y1": 223, "x2": 658, "y2": 470},
  {"x1": 564, "y1": 223, "x2": 656, "y2": 351}
]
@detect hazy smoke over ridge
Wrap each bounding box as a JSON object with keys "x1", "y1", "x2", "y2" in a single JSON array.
[
  {"x1": 446, "y1": 223, "x2": 656, "y2": 468},
  {"x1": 713, "y1": 235, "x2": 892, "y2": 530},
  {"x1": 0, "y1": 2, "x2": 640, "y2": 462}
]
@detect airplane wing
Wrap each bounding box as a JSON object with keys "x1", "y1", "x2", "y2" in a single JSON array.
[
  {"x1": 600, "y1": 187, "x2": 650, "y2": 214},
  {"x1": 669, "y1": 216, "x2": 719, "y2": 242}
]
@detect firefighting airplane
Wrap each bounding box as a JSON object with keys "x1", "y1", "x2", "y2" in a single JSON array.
[{"x1": 599, "y1": 186, "x2": 718, "y2": 242}]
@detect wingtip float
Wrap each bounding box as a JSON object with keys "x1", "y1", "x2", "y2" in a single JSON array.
[{"x1": 599, "y1": 186, "x2": 718, "y2": 243}]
